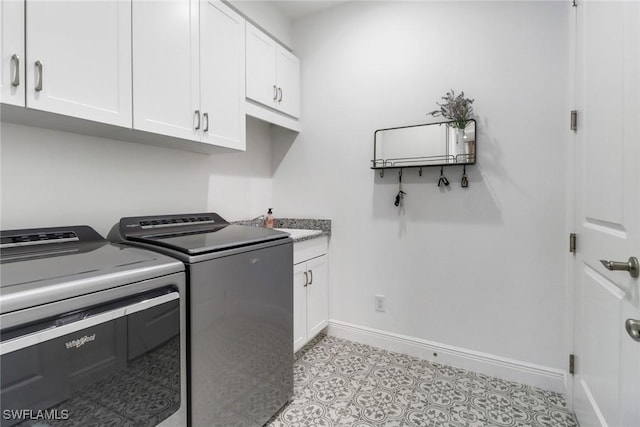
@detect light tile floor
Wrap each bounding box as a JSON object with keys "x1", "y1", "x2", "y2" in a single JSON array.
[{"x1": 266, "y1": 334, "x2": 578, "y2": 427}]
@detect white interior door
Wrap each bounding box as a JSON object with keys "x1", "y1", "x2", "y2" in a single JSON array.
[{"x1": 572, "y1": 2, "x2": 640, "y2": 427}]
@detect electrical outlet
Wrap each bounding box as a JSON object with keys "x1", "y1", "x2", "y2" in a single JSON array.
[{"x1": 375, "y1": 295, "x2": 385, "y2": 312}]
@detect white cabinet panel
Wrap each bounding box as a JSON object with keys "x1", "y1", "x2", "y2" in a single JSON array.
[
  {"x1": 292, "y1": 236, "x2": 329, "y2": 353},
  {"x1": 306, "y1": 255, "x2": 328, "y2": 339},
  {"x1": 200, "y1": 0, "x2": 245, "y2": 150},
  {"x1": 293, "y1": 263, "x2": 308, "y2": 353},
  {"x1": 245, "y1": 22, "x2": 300, "y2": 120},
  {"x1": 1, "y1": 0, "x2": 25, "y2": 107},
  {"x1": 246, "y1": 22, "x2": 277, "y2": 109},
  {"x1": 133, "y1": 0, "x2": 245, "y2": 150},
  {"x1": 132, "y1": 0, "x2": 200, "y2": 141},
  {"x1": 276, "y1": 46, "x2": 300, "y2": 118},
  {"x1": 25, "y1": 0, "x2": 132, "y2": 127}
]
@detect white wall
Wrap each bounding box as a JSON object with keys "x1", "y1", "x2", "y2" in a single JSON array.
[
  {"x1": 0, "y1": 117, "x2": 273, "y2": 236},
  {"x1": 273, "y1": 1, "x2": 570, "y2": 371},
  {"x1": 229, "y1": 0, "x2": 293, "y2": 48}
]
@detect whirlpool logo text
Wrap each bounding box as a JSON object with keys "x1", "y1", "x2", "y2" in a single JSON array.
[{"x1": 65, "y1": 334, "x2": 96, "y2": 349}]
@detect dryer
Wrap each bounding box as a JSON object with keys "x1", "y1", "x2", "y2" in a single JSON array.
[{"x1": 0, "y1": 225, "x2": 187, "y2": 427}]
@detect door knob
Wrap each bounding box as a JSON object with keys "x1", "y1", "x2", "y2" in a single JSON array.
[
  {"x1": 626, "y1": 318, "x2": 640, "y2": 342},
  {"x1": 599, "y1": 257, "x2": 639, "y2": 278}
]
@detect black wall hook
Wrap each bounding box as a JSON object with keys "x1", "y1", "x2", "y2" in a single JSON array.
[
  {"x1": 461, "y1": 165, "x2": 469, "y2": 188},
  {"x1": 394, "y1": 169, "x2": 406, "y2": 207},
  {"x1": 437, "y1": 166, "x2": 450, "y2": 187}
]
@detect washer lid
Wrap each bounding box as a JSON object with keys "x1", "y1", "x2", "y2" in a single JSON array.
[
  {"x1": 0, "y1": 226, "x2": 183, "y2": 315},
  {"x1": 118, "y1": 213, "x2": 289, "y2": 255},
  {"x1": 131, "y1": 224, "x2": 289, "y2": 255}
]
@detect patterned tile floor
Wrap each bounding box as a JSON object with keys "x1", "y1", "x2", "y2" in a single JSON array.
[{"x1": 265, "y1": 334, "x2": 578, "y2": 427}]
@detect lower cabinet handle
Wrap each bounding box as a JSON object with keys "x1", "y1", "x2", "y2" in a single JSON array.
[
  {"x1": 35, "y1": 60, "x2": 43, "y2": 92},
  {"x1": 277, "y1": 87, "x2": 283, "y2": 103},
  {"x1": 303, "y1": 271, "x2": 308, "y2": 287},
  {"x1": 11, "y1": 54, "x2": 20, "y2": 87},
  {"x1": 203, "y1": 112, "x2": 209, "y2": 132},
  {"x1": 194, "y1": 110, "x2": 201, "y2": 130},
  {"x1": 308, "y1": 269, "x2": 313, "y2": 285}
]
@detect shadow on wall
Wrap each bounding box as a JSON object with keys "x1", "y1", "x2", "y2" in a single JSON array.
[
  {"x1": 270, "y1": 124, "x2": 299, "y2": 174},
  {"x1": 372, "y1": 164, "x2": 503, "y2": 226}
]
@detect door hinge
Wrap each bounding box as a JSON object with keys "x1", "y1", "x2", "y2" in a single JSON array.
[
  {"x1": 572, "y1": 0, "x2": 577, "y2": 7},
  {"x1": 569, "y1": 233, "x2": 577, "y2": 253},
  {"x1": 569, "y1": 354, "x2": 575, "y2": 375},
  {"x1": 570, "y1": 110, "x2": 577, "y2": 131}
]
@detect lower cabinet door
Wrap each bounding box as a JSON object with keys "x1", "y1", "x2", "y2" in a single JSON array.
[
  {"x1": 306, "y1": 255, "x2": 329, "y2": 339},
  {"x1": 293, "y1": 262, "x2": 308, "y2": 353}
]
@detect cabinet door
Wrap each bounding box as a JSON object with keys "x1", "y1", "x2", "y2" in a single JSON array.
[
  {"x1": 132, "y1": 0, "x2": 200, "y2": 141},
  {"x1": 306, "y1": 255, "x2": 329, "y2": 339},
  {"x1": 25, "y1": 0, "x2": 131, "y2": 127},
  {"x1": 293, "y1": 263, "x2": 308, "y2": 353},
  {"x1": 1, "y1": 0, "x2": 25, "y2": 107},
  {"x1": 276, "y1": 46, "x2": 300, "y2": 118},
  {"x1": 200, "y1": 0, "x2": 245, "y2": 150},
  {"x1": 245, "y1": 22, "x2": 277, "y2": 109}
]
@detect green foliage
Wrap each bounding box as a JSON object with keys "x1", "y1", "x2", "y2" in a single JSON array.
[{"x1": 428, "y1": 89, "x2": 475, "y2": 129}]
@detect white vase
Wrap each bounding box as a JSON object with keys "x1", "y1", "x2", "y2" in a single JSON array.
[{"x1": 455, "y1": 127, "x2": 465, "y2": 162}]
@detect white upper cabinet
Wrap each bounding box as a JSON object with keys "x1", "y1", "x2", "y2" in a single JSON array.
[
  {"x1": 200, "y1": 0, "x2": 245, "y2": 150},
  {"x1": 132, "y1": 0, "x2": 200, "y2": 142},
  {"x1": 133, "y1": 0, "x2": 245, "y2": 150},
  {"x1": 276, "y1": 46, "x2": 301, "y2": 119},
  {"x1": 1, "y1": 0, "x2": 25, "y2": 107},
  {"x1": 246, "y1": 22, "x2": 300, "y2": 119},
  {"x1": 246, "y1": 24, "x2": 279, "y2": 109},
  {"x1": 25, "y1": 0, "x2": 132, "y2": 127}
]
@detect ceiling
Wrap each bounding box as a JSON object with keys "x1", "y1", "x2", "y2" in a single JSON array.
[{"x1": 271, "y1": 1, "x2": 348, "y2": 20}]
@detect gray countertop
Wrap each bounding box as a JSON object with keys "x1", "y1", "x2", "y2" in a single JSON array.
[{"x1": 233, "y1": 218, "x2": 331, "y2": 243}]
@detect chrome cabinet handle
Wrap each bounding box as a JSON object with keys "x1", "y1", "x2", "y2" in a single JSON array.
[
  {"x1": 308, "y1": 269, "x2": 313, "y2": 285},
  {"x1": 273, "y1": 85, "x2": 277, "y2": 101},
  {"x1": 277, "y1": 87, "x2": 282, "y2": 103},
  {"x1": 35, "y1": 60, "x2": 43, "y2": 92},
  {"x1": 203, "y1": 112, "x2": 209, "y2": 132},
  {"x1": 303, "y1": 271, "x2": 308, "y2": 287},
  {"x1": 600, "y1": 257, "x2": 639, "y2": 278},
  {"x1": 626, "y1": 318, "x2": 640, "y2": 342},
  {"x1": 194, "y1": 110, "x2": 201, "y2": 130},
  {"x1": 10, "y1": 54, "x2": 20, "y2": 87}
]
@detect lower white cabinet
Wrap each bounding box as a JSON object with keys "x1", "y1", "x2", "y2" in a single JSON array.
[{"x1": 293, "y1": 236, "x2": 329, "y2": 353}]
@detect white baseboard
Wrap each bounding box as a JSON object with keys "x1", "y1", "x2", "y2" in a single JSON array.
[{"x1": 326, "y1": 320, "x2": 567, "y2": 394}]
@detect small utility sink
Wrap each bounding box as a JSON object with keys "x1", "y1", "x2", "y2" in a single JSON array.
[{"x1": 275, "y1": 228, "x2": 322, "y2": 240}]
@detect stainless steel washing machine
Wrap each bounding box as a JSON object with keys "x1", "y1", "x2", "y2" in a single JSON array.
[
  {"x1": 110, "y1": 213, "x2": 293, "y2": 427},
  {"x1": 0, "y1": 225, "x2": 187, "y2": 427}
]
